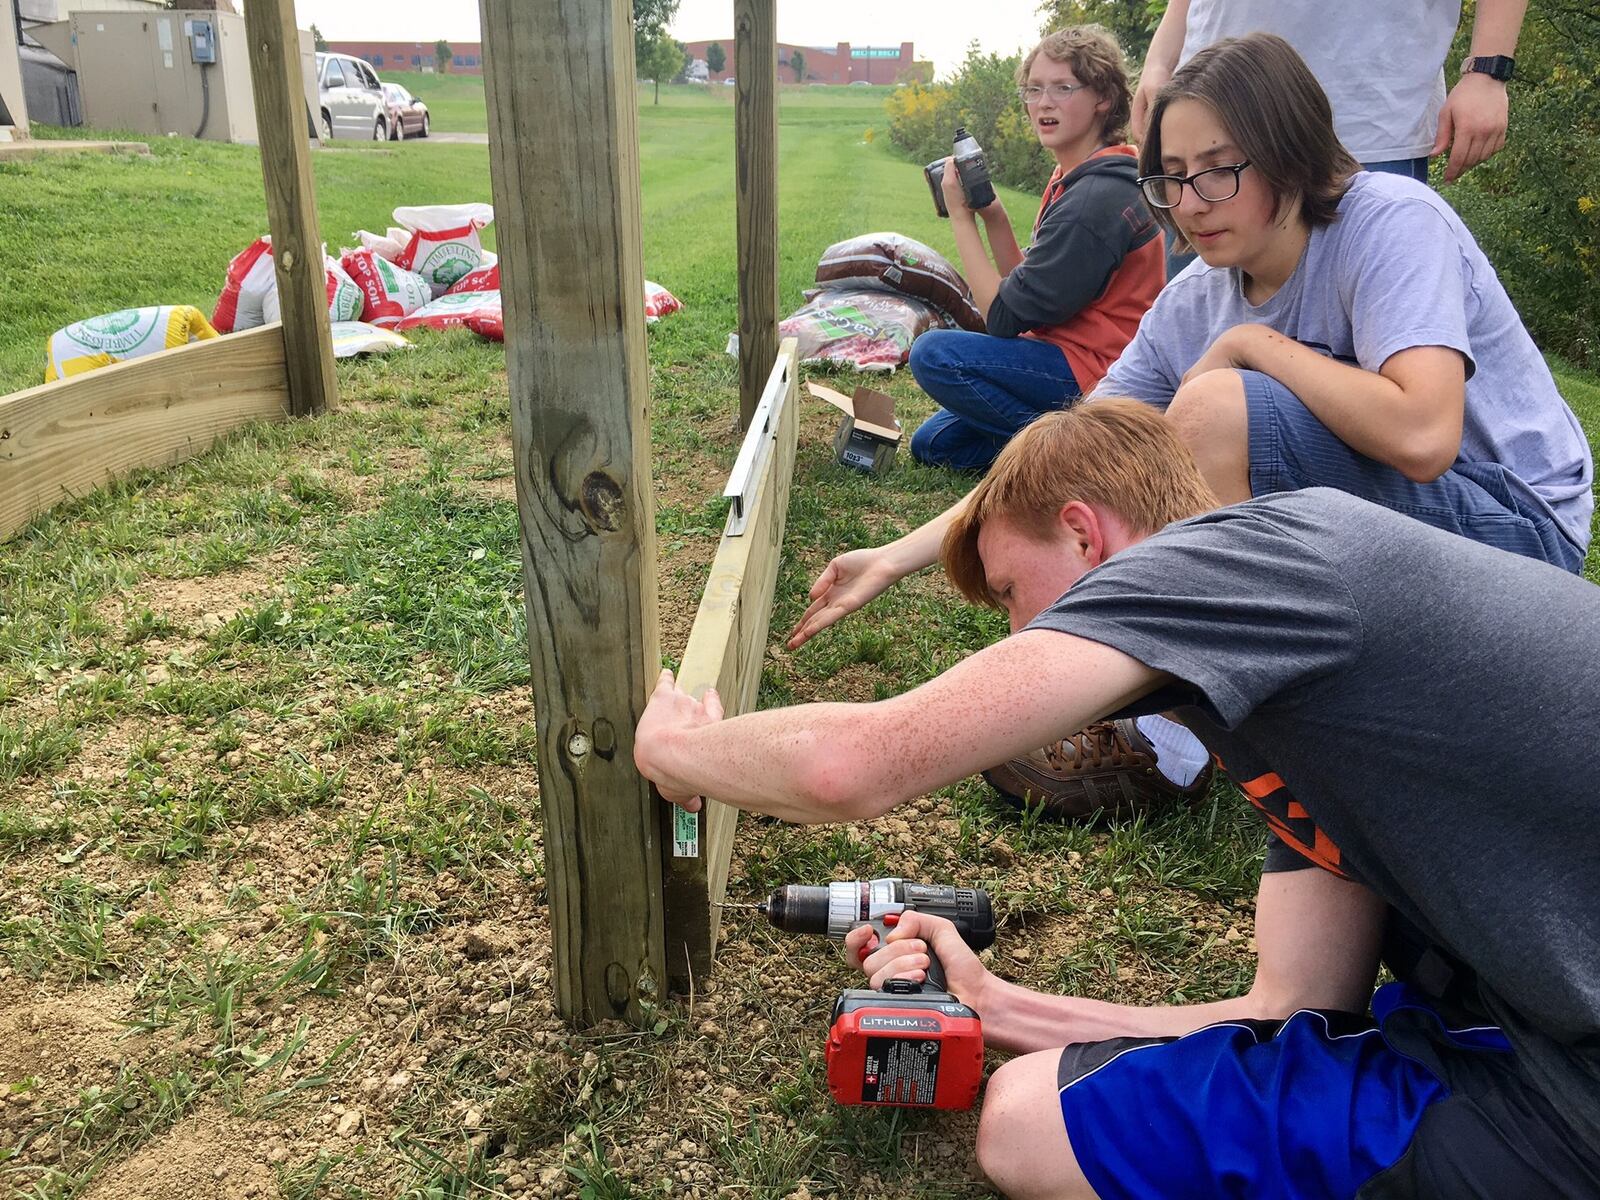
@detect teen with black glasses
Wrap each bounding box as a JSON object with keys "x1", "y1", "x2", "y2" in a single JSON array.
[{"x1": 1107, "y1": 31, "x2": 1590, "y2": 575}]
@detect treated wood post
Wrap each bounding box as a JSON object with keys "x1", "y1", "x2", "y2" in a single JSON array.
[
  {"x1": 734, "y1": 0, "x2": 779, "y2": 431},
  {"x1": 480, "y1": 0, "x2": 667, "y2": 1025},
  {"x1": 243, "y1": 0, "x2": 335, "y2": 417}
]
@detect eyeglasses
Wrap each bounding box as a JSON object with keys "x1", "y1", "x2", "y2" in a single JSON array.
[
  {"x1": 1017, "y1": 82, "x2": 1089, "y2": 105},
  {"x1": 1137, "y1": 161, "x2": 1252, "y2": 208}
]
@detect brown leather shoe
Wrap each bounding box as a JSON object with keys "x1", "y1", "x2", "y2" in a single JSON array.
[{"x1": 982, "y1": 718, "x2": 1213, "y2": 821}]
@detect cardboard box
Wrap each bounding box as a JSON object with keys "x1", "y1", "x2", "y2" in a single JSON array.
[{"x1": 807, "y1": 381, "x2": 902, "y2": 475}]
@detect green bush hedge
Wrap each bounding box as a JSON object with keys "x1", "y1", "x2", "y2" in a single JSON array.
[{"x1": 884, "y1": 48, "x2": 1054, "y2": 194}]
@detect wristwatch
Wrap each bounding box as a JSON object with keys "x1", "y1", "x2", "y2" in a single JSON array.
[{"x1": 1461, "y1": 55, "x2": 1515, "y2": 82}]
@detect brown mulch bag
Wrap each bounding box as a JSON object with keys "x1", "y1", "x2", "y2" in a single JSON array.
[{"x1": 813, "y1": 232, "x2": 986, "y2": 332}]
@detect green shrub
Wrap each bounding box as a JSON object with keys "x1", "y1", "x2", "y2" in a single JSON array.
[{"x1": 885, "y1": 47, "x2": 1053, "y2": 194}]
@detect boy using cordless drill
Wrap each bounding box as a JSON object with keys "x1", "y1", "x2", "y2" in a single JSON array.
[{"x1": 634, "y1": 400, "x2": 1600, "y2": 1199}]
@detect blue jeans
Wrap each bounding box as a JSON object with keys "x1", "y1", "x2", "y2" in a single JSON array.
[
  {"x1": 1166, "y1": 157, "x2": 1432, "y2": 279},
  {"x1": 1241, "y1": 369, "x2": 1585, "y2": 573},
  {"x1": 1363, "y1": 156, "x2": 1430, "y2": 182},
  {"x1": 908, "y1": 330, "x2": 1081, "y2": 471}
]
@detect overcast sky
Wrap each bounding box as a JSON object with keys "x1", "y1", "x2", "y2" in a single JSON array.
[{"x1": 292, "y1": 1, "x2": 1049, "y2": 79}]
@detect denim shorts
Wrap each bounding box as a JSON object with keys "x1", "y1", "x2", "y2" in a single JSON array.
[{"x1": 1240, "y1": 370, "x2": 1585, "y2": 573}]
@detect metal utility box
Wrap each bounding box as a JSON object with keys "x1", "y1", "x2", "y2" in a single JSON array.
[{"x1": 35, "y1": 9, "x2": 317, "y2": 143}]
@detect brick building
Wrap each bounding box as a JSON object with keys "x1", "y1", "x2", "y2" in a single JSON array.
[
  {"x1": 679, "y1": 39, "x2": 916, "y2": 85},
  {"x1": 325, "y1": 41, "x2": 484, "y2": 75}
]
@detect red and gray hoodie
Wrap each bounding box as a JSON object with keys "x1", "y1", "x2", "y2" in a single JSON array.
[{"x1": 986, "y1": 145, "x2": 1164, "y2": 395}]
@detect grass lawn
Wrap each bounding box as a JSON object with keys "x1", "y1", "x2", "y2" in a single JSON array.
[{"x1": 0, "y1": 84, "x2": 1597, "y2": 1198}]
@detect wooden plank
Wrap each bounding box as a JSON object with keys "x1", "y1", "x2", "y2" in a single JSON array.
[
  {"x1": 480, "y1": 0, "x2": 666, "y2": 1026},
  {"x1": 0, "y1": 326, "x2": 290, "y2": 542},
  {"x1": 662, "y1": 340, "x2": 800, "y2": 992},
  {"x1": 733, "y1": 0, "x2": 779, "y2": 431},
  {"x1": 243, "y1": 0, "x2": 335, "y2": 418},
  {"x1": 0, "y1": 141, "x2": 150, "y2": 160}
]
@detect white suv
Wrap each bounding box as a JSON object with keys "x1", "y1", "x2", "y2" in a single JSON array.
[{"x1": 316, "y1": 53, "x2": 387, "y2": 140}]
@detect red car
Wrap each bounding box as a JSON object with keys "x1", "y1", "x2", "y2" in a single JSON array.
[{"x1": 381, "y1": 83, "x2": 431, "y2": 140}]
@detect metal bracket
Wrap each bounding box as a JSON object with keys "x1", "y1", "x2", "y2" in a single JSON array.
[{"x1": 721, "y1": 351, "x2": 790, "y2": 536}]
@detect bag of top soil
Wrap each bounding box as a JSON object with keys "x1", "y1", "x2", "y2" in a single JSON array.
[
  {"x1": 643, "y1": 281, "x2": 682, "y2": 323},
  {"x1": 212, "y1": 237, "x2": 363, "y2": 332},
  {"x1": 45, "y1": 305, "x2": 219, "y2": 382},
  {"x1": 394, "y1": 289, "x2": 503, "y2": 337},
  {"x1": 340, "y1": 248, "x2": 434, "y2": 327},
  {"x1": 261, "y1": 256, "x2": 363, "y2": 326},
  {"x1": 392, "y1": 203, "x2": 495, "y2": 296},
  {"x1": 329, "y1": 321, "x2": 412, "y2": 358},
  {"x1": 779, "y1": 289, "x2": 956, "y2": 372},
  {"x1": 355, "y1": 226, "x2": 411, "y2": 263},
  {"x1": 813, "y1": 233, "x2": 985, "y2": 332},
  {"x1": 443, "y1": 255, "x2": 500, "y2": 296}
]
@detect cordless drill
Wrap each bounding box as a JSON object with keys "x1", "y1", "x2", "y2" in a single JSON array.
[{"x1": 758, "y1": 878, "x2": 996, "y2": 1110}]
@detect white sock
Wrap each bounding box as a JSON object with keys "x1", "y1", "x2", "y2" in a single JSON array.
[{"x1": 1135, "y1": 714, "x2": 1210, "y2": 788}]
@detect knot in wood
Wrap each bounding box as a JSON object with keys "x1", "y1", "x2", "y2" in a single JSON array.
[
  {"x1": 591, "y1": 718, "x2": 617, "y2": 760},
  {"x1": 280, "y1": 248, "x2": 296, "y2": 271},
  {"x1": 579, "y1": 471, "x2": 625, "y2": 532},
  {"x1": 604, "y1": 961, "x2": 632, "y2": 1012}
]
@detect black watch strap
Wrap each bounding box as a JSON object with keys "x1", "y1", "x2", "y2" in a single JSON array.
[{"x1": 1462, "y1": 54, "x2": 1515, "y2": 82}]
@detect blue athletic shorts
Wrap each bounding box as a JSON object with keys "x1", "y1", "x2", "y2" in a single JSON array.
[
  {"x1": 1056, "y1": 983, "x2": 1600, "y2": 1199},
  {"x1": 1239, "y1": 370, "x2": 1585, "y2": 574}
]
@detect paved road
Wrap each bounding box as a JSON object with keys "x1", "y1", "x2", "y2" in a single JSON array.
[{"x1": 425, "y1": 131, "x2": 489, "y2": 144}]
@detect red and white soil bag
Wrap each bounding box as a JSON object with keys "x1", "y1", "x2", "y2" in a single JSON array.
[
  {"x1": 643, "y1": 281, "x2": 682, "y2": 324},
  {"x1": 213, "y1": 237, "x2": 363, "y2": 332},
  {"x1": 340, "y1": 248, "x2": 434, "y2": 328},
  {"x1": 355, "y1": 226, "x2": 411, "y2": 263},
  {"x1": 445, "y1": 259, "x2": 500, "y2": 295},
  {"x1": 392, "y1": 203, "x2": 495, "y2": 296},
  {"x1": 394, "y1": 289, "x2": 503, "y2": 338}
]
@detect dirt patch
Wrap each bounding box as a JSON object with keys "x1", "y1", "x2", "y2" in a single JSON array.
[
  {"x1": 0, "y1": 982, "x2": 140, "y2": 1098},
  {"x1": 105, "y1": 548, "x2": 300, "y2": 635},
  {"x1": 80, "y1": 1111, "x2": 283, "y2": 1200}
]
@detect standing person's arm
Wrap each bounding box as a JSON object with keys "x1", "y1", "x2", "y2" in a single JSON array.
[
  {"x1": 1433, "y1": 0, "x2": 1528, "y2": 183},
  {"x1": 1131, "y1": 0, "x2": 1192, "y2": 141}
]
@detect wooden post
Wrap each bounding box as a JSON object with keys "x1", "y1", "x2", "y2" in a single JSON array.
[
  {"x1": 733, "y1": 0, "x2": 779, "y2": 431},
  {"x1": 480, "y1": 0, "x2": 667, "y2": 1026},
  {"x1": 243, "y1": 0, "x2": 335, "y2": 418}
]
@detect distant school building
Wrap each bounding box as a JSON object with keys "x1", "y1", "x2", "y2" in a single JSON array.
[
  {"x1": 326, "y1": 41, "x2": 485, "y2": 74},
  {"x1": 325, "y1": 38, "x2": 923, "y2": 86},
  {"x1": 680, "y1": 40, "x2": 918, "y2": 85}
]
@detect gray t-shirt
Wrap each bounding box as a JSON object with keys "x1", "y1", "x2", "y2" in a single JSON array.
[
  {"x1": 1027, "y1": 488, "x2": 1600, "y2": 1143},
  {"x1": 1095, "y1": 171, "x2": 1595, "y2": 551},
  {"x1": 1178, "y1": 0, "x2": 1460, "y2": 162}
]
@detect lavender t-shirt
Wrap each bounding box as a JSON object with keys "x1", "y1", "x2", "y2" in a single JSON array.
[{"x1": 1094, "y1": 172, "x2": 1594, "y2": 550}]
